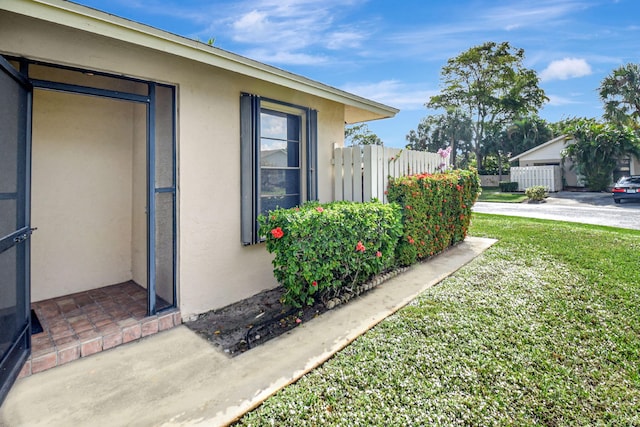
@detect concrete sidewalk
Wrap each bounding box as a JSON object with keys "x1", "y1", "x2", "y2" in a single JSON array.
[{"x1": 0, "y1": 237, "x2": 496, "y2": 427}]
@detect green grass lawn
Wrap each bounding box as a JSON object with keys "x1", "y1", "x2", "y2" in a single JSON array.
[
  {"x1": 478, "y1": 187, "x2": 528, "y2": 203},
  {"x1": 234, "y1": 214, "x2": 640, "y2": 426}
]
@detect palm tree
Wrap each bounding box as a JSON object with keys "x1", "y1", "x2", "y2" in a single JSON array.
[
  {"x1": 562, "y1": 119, "x2": 640, "y2": 191},
  {"x1": 599, "y1": 63, "x2": 640, "y2": 128}
]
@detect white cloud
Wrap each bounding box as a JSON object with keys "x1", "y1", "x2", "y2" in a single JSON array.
[
  {"x1": 341, "y1": 80, "x2": 436, "y2": 110},
  {"x1": 540, "y1": 58, "x2": 592, "y2": 81},
  {"x1": 325, "y1": 30, "x2": 366, "y2": 50},
  {"x1": 486, "y1": 1, "x2": 588, "y2": 31},
  {"x1": 242, "y1": 49, "x2": 329, "y2": 65},
  {"x1": 218, "y1": 0, "x2": 370, "y2": 65},
  {"x1": 545, "y1": 94, "x2": 581, "y2": 106}
]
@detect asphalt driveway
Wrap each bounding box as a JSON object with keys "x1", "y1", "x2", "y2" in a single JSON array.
[{"x1": 473, "y1": 191, "x2": 640, "y2": 230}]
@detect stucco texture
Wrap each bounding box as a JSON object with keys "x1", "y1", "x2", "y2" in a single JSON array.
[{"x1": 1, "y1": 10, "x2": 347, "y2": 317}]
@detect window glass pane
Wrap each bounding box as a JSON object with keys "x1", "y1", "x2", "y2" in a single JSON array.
[
  {"x1": 0, "y1": 199, "x2": 17, "y2": 239},
  {"x1": 261, "y1": 169, "x2": 300, "y2": 196},
  {"x1": 260, "y1": 194, "x2": 300, "y2": 214},
  {"x1": 287, "y1": 115, "x2": 300, "y2": 141},
  {"x1": 154, "y1": 85, "x2": 175, "y2": 189},
  {"x1": 0, "y1": 69, "x2": 19, "y2": 195},
  {"x1": 260, "y1": 139, "x2": 299, "y2": 167},
  {"x1": 0, "y1": 245, "x2": 18, "y2": 360},
  {"x1": 154, "y1": 192, "x2": 175, "y2": 310},
  {"x1": 260, "y1": 111, "x2": 288, "y2": 140}
]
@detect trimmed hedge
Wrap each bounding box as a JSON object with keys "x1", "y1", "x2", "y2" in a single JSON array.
[
  {"x1": 258, "y1": 201, "x2": 403, "y2": 307},
  {"x1": 499, "y1": 181, "x2": 519, "y2": 192},
  {"x1": 525, "y1": 185, "x2": 548, "y2": 201},
  {"x1": 386, "y1": 169, "x2": 481, "y2": 266},
  {"x1": 258, "y1": 170, "x2": 481, "y2": 307}
]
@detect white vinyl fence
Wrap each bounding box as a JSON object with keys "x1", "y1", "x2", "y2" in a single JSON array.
[
  {"x1": 333, "y1": 145, "x2": 449, "y2": 203},
  {"x1": 510, "y1": 166, "x2": 562, "y2": 192}
]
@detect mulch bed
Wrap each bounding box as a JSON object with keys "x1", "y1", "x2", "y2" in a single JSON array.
[
  {"x1": 185, "y1": 286, "x2": 328, "y2": 356},
  {"x1": 185, "y1": 266, "x2": 409, "y2": 357}
]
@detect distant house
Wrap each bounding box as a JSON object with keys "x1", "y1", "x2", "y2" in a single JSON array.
[
  {"x1": 0, "y1": 0, "x2": 398, "y2": 398},
  {"x1": 509, "y1": 134, "x2": 639, "y2": 189}
]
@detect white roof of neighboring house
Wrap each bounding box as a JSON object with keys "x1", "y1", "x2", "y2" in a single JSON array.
[
  {"x1": 1, "y1": 0, "x2": 399, "y2": 124},
  {"x1": 509, "y1": 134, "x2": 574, "y2": 162}
]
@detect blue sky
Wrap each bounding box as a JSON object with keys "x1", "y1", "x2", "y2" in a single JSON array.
[{"x1": 74, "y1": 0, "x2": 639, "y2": 148}]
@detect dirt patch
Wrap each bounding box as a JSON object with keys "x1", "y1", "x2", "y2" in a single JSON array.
[
  {"x1": 185, "y1": 266, "x2": 410, "y2": 356},
  {"x1": 185, "y1": 286, "x2": 328, "y2": 356}
]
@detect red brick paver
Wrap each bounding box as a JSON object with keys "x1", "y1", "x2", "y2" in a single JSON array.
[{"x1": 26, "y1": 281, "x2": 181, "y2": 377}]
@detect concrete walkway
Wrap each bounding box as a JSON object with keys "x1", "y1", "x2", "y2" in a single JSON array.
[{"x1": 0, "y1": 237, "x2": 496, "y2": 427}]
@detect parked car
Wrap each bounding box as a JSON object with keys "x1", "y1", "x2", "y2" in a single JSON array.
[{"x1": 612, "y1": 175, "x2": 640, "y2": 204}]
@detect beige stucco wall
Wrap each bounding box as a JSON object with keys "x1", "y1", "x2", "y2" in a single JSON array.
[
  {"x1": 516, "y1": 138, "x2": 582, "y2": 188},
  {"x1": 131, "y1": 105, "x2": 147, "y2": 289},
  {"x1": 631, "y1": 157, "x2": 640, "y2": 175},
  {"x1": 31, "y1": 90, "x2": 146, "y2": 301},
  {"x1": 1, "y1": 12, "x2": 347, "y2": 317}
]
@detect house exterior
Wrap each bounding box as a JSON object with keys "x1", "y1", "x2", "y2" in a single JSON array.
[
  {"x1": 509, "y1": 135, "x2": 581, "y2": 187},
  {"x1": 509, "y1": 134, "x2": 640, "y2": 189},
  {"x1": 0, "y1": 0, "x2": 398, "y2": 398}
]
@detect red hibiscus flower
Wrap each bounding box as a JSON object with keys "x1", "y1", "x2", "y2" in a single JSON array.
[
  {"x1": 316, "y1": 206, "x2": 324, "y2": 213},
  {"x1": 270, "y1": 227, "x2": 284, "y2": 239},
  {"x1": 355, "y1": 241, "x2": 366, "y2": 252},
  {"x1": 376, "y1": 251, "x2": 382, "y2": 258}
]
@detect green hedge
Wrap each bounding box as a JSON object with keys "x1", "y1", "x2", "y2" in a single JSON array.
[
  {"x1": 386, "y1": 169, "x2": 481, "y2": 266},
  {"x1": 258, "y1": 170, "x2": 480, "y2": 307},
  {"x1": 258, "y1": 201, "x2": 403, "y2": 307},
  {"x1": 525, "y1": 185, "x2": 548, "y2": 201},
  {"x1": 499, "y1": 181, "x2": 519, "y2": 192}
]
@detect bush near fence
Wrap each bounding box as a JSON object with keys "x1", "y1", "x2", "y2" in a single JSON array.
[
  {"x1": 499, "y1": 181, "x2": 519, "y2": 192},
  {"x1": 525, "y1": 185, "x2": 548, "y2": 201},
  {"x1": 258, "y1": 170, "x2": 481, "y2": 307},
  {"x1": 258, "y1": 201, "x2": 403, "y2": 307},
  {"x1": 387, "y1": 169, "x2": 481, "y2": 266}
]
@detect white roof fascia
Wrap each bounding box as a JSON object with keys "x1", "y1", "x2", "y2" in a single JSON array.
[{"x1": 2, "y1": 0, "x2": 399, "y2": 120}]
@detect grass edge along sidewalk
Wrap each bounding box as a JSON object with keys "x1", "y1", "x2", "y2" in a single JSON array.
[
  {"x1": 235, "y1": 214, "x2": 640, "y2": 426},
  {"x1": 477, "y1": 187, "x2": 528, "y2": 203}
]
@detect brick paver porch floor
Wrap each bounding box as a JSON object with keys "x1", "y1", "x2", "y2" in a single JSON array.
[{"x1": 21, "y1": 281, "x2": 181, "y2": 378}]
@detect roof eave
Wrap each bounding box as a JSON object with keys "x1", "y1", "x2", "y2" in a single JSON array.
[{"x1": 2, "y1": 0, "x2": 399, "y2": 122}]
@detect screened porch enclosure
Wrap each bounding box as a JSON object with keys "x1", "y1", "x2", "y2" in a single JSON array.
[{"x1": 20, "y1": 60, "x2": 176, "y2": 315}]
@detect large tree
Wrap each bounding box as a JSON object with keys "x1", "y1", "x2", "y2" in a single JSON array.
[
  {"x1": 405, "y1": 109, "x2": 472, "y2": 167},
  {"x1": 344, "y1": 123, "x2": 383, "y2": 146},
  {"x1": 562, "y1": 118, "x2": 640, "y2": 191},
  {"x1": 503, "y1": 116, "x2": 553, "y2": 157},
  {"x1": 428, "y1": 41, "x2": 548, "y2": 170},
  {"x1": 599, "y1": 63, "x2": 640, "y2": 128}
]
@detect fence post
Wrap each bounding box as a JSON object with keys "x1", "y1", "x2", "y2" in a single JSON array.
[
  {"x1": 353, "y1": 146, "x2": 363, "y2": 202},
  {"x1": 333, "y1": 146, "x2": 344, "y2": 201},
  {"x1": 343, "y1": 147, "x2": 354, "y2": 201}
]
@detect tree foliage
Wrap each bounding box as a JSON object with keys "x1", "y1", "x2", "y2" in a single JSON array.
[
  {"x1": 561, "y1": 118, "x2": 640, "y2": 191},
  {"x1": 503, "y1": 116, "x2": 553, "y2": 157},
  {"x1": 405, "y1": 109, "x2": 472, "y2": 167},
  {"x1": 428, "y1": 41, "x2": 548, "y2": 169},
  {"x1": 599, "y1": 63, "x2": 640, "y2": 128},
  {"x1": 345, "y1": 123, "x2": 383, "y2": 146}
]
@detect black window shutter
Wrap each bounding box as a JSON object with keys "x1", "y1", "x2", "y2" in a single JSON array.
[
  {"x1": 307, "y1": 109, "x2": 318, "y2": 201},
  {"x1": 240, "y1": 93, "x2": 260, "y2": 245}
]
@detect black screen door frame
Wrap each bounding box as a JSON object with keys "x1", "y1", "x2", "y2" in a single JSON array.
[
  {"x1": 0, "y1": 57, "x2": 177, "y2": 404},
  {"x1": 0, "y1": 56, "x2": 32, "y2": 406}
]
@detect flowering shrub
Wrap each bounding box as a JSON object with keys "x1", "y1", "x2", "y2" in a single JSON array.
[
  {"x1": 258, "y1": 201, "x2": 403, "y2": 307},
  {"x1": 436, "y1": 146, "x2": 452, "y2": 172},
  {"x1": 525, "y1": 185, "x2": 548, "y2": 201},
  {"x1": 386, "y1": 169, "x2": 481, "y2": 266}
]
